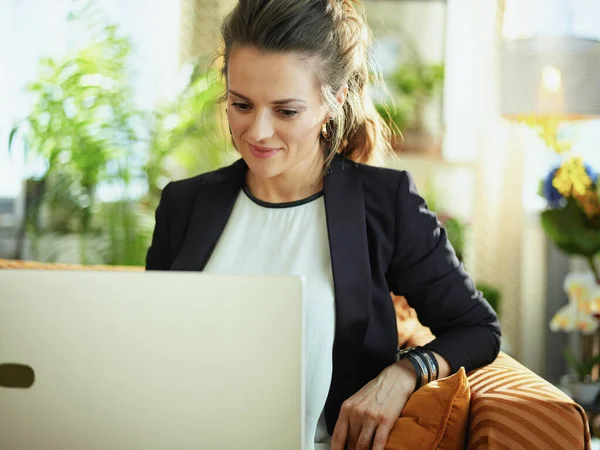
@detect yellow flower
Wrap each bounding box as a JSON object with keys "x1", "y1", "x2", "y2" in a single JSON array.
[
  {"x1": 552, "y1": 157, "x2": 592, "y2": 197},
  {"x1": 522, "y1": 116, "x2": 573, "y2": 154},
  {"x1": 574, "y1": 189, "x2": 600, "y2": 219}
]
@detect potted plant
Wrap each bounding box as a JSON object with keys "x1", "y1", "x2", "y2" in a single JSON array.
[
  {"x1": 103, "y1": 62, "x2": 232, "y2": 266},
  {"x1": 375, "y1": 61, "x2": 444, "y2": 156},
  {"x1": 562, "y1": 345, "x2": 600, "y2": 404},
  {"x1": 552, "y1": 270, "x2": 600, "y2": 404},
  {"x1": 541, "y1": 156, "x2": 600, "y2": 402},
  {"x1": 9, "y1": 5, "x2": 232, "y2": 266},
  {"x1": 9, "y1": 8, "x2": 142, "y2": 264}
]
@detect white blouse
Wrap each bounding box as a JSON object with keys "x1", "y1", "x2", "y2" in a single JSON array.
[{"x1": 203, "y1": 186, "x2": 336, "y2": 450}]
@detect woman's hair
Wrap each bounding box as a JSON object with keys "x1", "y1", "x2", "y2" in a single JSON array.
[{"x1": 219, "y1": 0, "x2": 395, "y2": 166}]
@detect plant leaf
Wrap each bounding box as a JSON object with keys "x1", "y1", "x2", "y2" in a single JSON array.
[
  {"x1": 541, "y1": 197, "x2": 600, "y2": 256},
  {"x1": 8, "y1": 123, "x2": 22, "y2": 157},
  {"x1": 563, "y1": 347, "x2": 586, "y2": 379}
]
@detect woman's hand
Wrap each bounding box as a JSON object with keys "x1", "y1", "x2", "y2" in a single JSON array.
[{"x1": 329, "y1": 360, "x2": 416, "y2": 450}]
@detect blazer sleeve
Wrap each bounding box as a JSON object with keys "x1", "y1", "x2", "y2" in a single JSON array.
[
  {"x1": 386, "y1": 171, "x2": 501, "y2": 373},
  {"x1": 146, "y1": 183, "x2": 173, "y2": 271}
]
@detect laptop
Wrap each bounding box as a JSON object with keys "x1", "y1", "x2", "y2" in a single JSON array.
[{"x1": 0, "y1": 270, "x2": 305, "y2": 450}]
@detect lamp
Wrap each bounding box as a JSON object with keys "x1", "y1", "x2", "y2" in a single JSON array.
[
  {"x1": 501, "y1": 36, "x2": 600, "y2": 121},
  {"x1": 501, "y1": 36, "x2": 600, "y2": 153}
]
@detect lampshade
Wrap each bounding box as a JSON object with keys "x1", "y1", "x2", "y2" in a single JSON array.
[{"x1": 500, "y1": 36, "x2": 600, "y2": 121}]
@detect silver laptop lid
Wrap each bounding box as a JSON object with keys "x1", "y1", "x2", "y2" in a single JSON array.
[{"x1": 0, "y1": 270, "x2": 305, "y2": 450}]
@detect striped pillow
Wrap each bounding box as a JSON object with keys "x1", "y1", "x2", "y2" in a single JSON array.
[{"x1": 467, "y1": 353, "x2": 592, "y2": 450}]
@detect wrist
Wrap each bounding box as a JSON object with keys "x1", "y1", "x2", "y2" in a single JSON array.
[
  {"x1": 393, "y1": 359, "x2": 418, "y2": 394},
  {"x1": 395, "y1": 346, "x2": 441, "y2": 392}
]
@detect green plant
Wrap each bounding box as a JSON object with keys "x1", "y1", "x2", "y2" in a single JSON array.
[
  {"x1": 539, "y1": 157, "x2": 600, "y2": 281},
  {"x1": 376, "y1": 62, "x2": 444, "y2": 132},
  {"x1": 476, "y1": 282, "x2": 502, "y2": 317},
  {"x1": 442, "y1": 216, "x2": 466, "y2": 263},
  {"x1": 563, "y1": 347, "x2": 600, "y2": 381},
  {"x1": 9, "y1": 4, "x2": 232, "y2": 266},
  {"x1": 100, "y1": 201, "x2": 153, "y2": 266},
  {"x1": 374, "y1": 101, "x2": 410, "y2": 134},
  {"x1": 9, "y1": 7, "x2": 142, "y2": 263},
  {"x1": 144, "y1": 62, "x2": 232, "y2": 210}
]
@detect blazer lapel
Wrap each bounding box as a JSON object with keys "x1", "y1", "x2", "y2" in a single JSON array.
[
  {"x1": 170, "y1": 159, "x2": 247, "y2": 271},
  {"x1": 323, "y1": 155, "x2": 372, "y2": 433}
]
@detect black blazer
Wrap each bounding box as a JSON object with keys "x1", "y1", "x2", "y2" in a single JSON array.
[{"x1": 146, "y1": 153, "x2": 501, "y2": 434}]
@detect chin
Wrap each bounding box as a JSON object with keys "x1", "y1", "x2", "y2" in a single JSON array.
[{"x1": 241, "y1": 152, "x2": 287, "y2": 180}]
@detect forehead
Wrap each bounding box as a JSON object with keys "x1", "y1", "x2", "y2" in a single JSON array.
[{"x1": 227, "y1": 46, "x2": 321, "y2": 102}]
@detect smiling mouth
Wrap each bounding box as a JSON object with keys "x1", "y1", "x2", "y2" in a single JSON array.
[
  {"x1": 249, "y1": 144, "x2": 280, "y2": 151},
  {"x1": 248, "y1": 143, "x2": 281, "y2": 159}
]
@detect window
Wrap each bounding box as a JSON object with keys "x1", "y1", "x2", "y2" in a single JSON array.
[
  {"x1": 504, "y1": 0, "x2": 600, "y2": 40},
  {"x1": 0, "y1": 0, "x2": 181, "y2": 199}
]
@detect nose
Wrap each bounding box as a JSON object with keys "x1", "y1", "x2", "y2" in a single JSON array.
[{"x1": 246, "y1": 110, "x2": 275, "y2": 143}]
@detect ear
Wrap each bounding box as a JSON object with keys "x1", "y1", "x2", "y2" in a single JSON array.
[
  {"x1": 321, "y1": 83, "x2": 349, "y2": 127},
  {"x1": 336, "y1": 83, "x2": 348, "y2": 108}
]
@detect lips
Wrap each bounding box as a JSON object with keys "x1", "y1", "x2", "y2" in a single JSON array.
[{"x1": 248, "y1": 143, "x2": 281, "y2": 159}]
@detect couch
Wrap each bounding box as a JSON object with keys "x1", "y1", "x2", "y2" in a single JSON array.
[{"x1": 0, "y1": 258, "x2": 592, "y2": 449}]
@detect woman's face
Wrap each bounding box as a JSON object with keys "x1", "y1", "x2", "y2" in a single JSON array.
[{"x1": 226, "y1": 46, "x2": 328, "y2": 180}]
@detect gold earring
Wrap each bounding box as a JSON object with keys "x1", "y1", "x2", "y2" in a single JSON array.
[{"x1": 321, "y1": 121, "x2": 331, "y2": 140}]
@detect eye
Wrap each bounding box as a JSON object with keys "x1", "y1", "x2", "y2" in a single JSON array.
[
  {"x1": 232, "y1": 102, "x2": 251, "y2": 112},
  {"x1": 279, "y1": 109, "x2": 298, "y2": 118}
]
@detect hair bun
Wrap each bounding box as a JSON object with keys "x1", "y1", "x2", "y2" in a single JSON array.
[{"x1": 329, "y1": 0, "x2": 359, "y2": 15}]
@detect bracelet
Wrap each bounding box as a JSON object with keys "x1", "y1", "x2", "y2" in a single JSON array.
[
  {"x1": 407, "y1": 352, "x2": 430, "y2": 386},
  {"x1": 403, "y1": 352, "x2": 423, "y2": 391},
  {"x1": 415, "y1": 348, "x2": 439, "y2": 382},
  {"x1": 397, "y1": 347, "x2": 430, "y2": 391}
]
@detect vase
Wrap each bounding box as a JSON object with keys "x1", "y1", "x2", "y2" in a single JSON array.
[
  {"x1": 565, "y1": 375, "x2": 600, "y2": 405},
  {"x1": 565, "y1": 330, "x2": 600, "y2": 405},
  {"x1": 581, "y1": 329, "x2": 600, "y2": 381}
]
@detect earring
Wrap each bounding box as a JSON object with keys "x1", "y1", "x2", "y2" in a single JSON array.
[{"x1": 321, "y1": 121, "x2": 331, "y2": 141}]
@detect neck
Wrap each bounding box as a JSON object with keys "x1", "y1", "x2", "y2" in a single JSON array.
[{"x1": 246, "y1": 147, "x2": 325, "y2": 204}]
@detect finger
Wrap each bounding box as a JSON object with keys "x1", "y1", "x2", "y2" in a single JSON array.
[
  {"x1": 355, "y1": 418, "x2": 378, "y2": 450},
  {"x1": 348, "y1": 416, "x2": 363, "y2": 450},
  {"x1": 330, "y1": 410, "x2": 350, "y2": 450},
  {"x1": 371, "y1": 418, "x2": 395, "y2": 450}
]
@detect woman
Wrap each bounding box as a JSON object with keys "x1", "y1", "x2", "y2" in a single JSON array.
[{"x1": 146, "y1": 1, "x2": 501, "y2": 449}]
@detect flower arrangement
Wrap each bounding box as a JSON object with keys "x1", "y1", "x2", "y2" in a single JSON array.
[
  {"x1": 541, "y1": 155, "x2": 600, "y2": 381},
  {"x1": 539, "y1": 156, "x2": 600, "y2": 281}
]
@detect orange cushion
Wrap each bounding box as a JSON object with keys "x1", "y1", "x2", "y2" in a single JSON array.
[
  {"x1": 467, "y1": 353, "x2": 591, "y2": 450},
  {"x1": 385, "y1": 367, "x2": 470, "y2": 450}
]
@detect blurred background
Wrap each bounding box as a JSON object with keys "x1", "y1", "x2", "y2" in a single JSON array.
[{"x1": 2, "y1": 0, "x2": 600, "y2": 396}]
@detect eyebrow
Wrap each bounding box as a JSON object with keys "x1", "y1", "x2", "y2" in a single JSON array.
[{"x1": 228, "y1": 90, "x2": 307, "y2": 105}]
